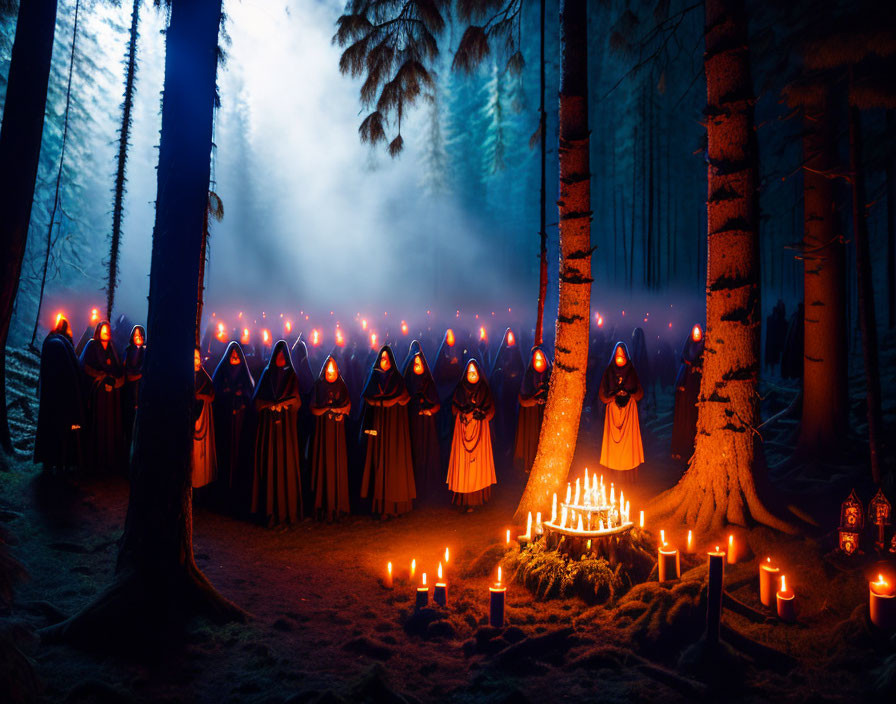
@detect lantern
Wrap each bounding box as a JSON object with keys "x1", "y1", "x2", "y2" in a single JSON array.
[
  {"x1": 840, "y1": 489, "x2": 864, "y2": 531},
  {"x1": 838, "y1": 529, "x2": 860, "y2": 556},
  {"x1": 869, "y1": 488, "x2": 892, "y2": 551}
]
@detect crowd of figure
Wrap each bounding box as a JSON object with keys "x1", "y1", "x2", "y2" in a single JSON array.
[{"x1": 33, "y1": 307, "x2": 719, "y2": 527}]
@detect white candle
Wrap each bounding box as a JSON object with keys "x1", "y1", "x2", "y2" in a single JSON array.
[
  {"x1": 551, "y1": 493, "x2": 557, "y2": 523},
  {"x1": 505, "y1": 529, "x2": 510, "y2": 544},
  {"x1": 525, "y1": 512, "x2": 533, "y2": 540},
  {"x1": 566, "y1": 483, "x2": 571, "y2": 503},
  {"x1": 727, "y1": 534, "x2": 736, "y2": 564},
  {"x1": 385, "y1": 561, "x2": 393, "y2": 589},
  {"x1": 410, "y1": 558, "x2": 416, "y2": 581},
  {"x1": 577, "y1": 515, "x2": 584, "y2": 532},
  {"x1": 639, "y1": 510, "x2": 645, "y2": 529},
  {"x1": 686, "y1": 530, "x2": 693, "y2": 553},
  {"x1": 535, "y1": 512, "x2": 542, "y2": 535},
  {"x1": 560, "y1": 507, "x2": 568, "y2": 528},
  {"x1": 574, "y1": 478, "x2": 581, "y2": 506}
]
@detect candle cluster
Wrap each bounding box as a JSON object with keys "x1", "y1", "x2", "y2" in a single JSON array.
[
  {"x1": 386, "y1": 548, "x2": 452, "y2": 609},
  {"x1": 543, "y1": 469, "x2": 635, "y2": 537}
]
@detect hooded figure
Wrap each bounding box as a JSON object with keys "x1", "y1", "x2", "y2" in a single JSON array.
[
  {"x1": 432, "y1": 328, "x2": 463, "y2": 461},
  {"x1": 34, "y1": 315, "x2": 84, "y2": 471},
  {"x1": 251, "y1": 340, "x2": 303, "y2": 525},
  {"x1": 74, "y1": 308, "x2": 101, "y2": 357},
  {"x1": 780, "y1": 302, "x2": 804, "y2": 380},
  {"x1": 630, "y1": 327, "x2": 651, "y2": 395},
  {"x1": 490, "y1": 328, "x2": 525, "y2": 459},
  {"x1": 79, "y1": 321, "x2": 126, "y2": 474},
  {"x1": 402, "y1": 341, "x2": 442, "y2": 503},
  {"x1": 359, "y1": 345, "x2": 416, "y2": 517},
  {"x1": 310, "y1": 355, "x2": 352, "y2": 520},
  {"x1": 447, "y1": 359, "x2": 497, "y2": 509},
  {"x1": 764, "y1": 300, "x2": 787, "y2": 370},
  {"x1": 122, "y1": 325, "x2": 146, "y2": 453},
  {"x1": 193, "y1": 348, "x2": 217, "y2": 489},
  {"x1": 290, "y1": 338, "x2": 317, "y2": 507},
  {"x1": 212, "y1": 342, "x2": 255, "y2": 513},
  {"x1": 653, "y1": 337, "x2": 676, "y2": 390},
  {"x1": 598, "y1": 342, "x2": 644, "y2": 473},
  {"x1": 513, "y1": 346, "x2": 551, "y2": 474},
  {"x1": 671, "y1": 325, "x2": 704, "y2": 461}
]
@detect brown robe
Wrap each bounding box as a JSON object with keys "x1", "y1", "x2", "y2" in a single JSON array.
[
  {"x1": 447, "y1": 360, "x2": 497, "y2": 507},
  {"x1": 513, "y1": 346, "x2": 551, "y2": 473},
  {"x1": 310, "y1": 356, "x2": 351, "y2": 520},
  {"x1": 598, "y1": 342, "x2": 644, "y2": 472}
]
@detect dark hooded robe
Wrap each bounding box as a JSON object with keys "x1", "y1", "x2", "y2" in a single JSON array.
[
  {"x1": 112, "y1": 314, "x2": 134, "y2": 353},
  {"x1": 431, "y1": 329, "x2": 463, "y2": 461},
  {"x1": 193, "y1": 362, "x2": 217, "y2": 488},
  {"x1": 764, "y1": 300, "x2": 787, "y2": 370},
  {"x1": 251, "y1": 340, "x2": 303, "y2": 525},
  {"x1": 670, "y1": 328, "x2": 704, "y2": 461},
  {"x1": 290, "y1": 338, "x2": 317, "y2": 510},
  {"x1": 310, "y1": 355, "x2": 351, "y2": 520},
  {"x1": 74, "y1": 312, "x2": 99, "y2": 357},
  {"x1": 79, "y1": 322, "x2": 126, "y2": 474},
  {"x1": 402, "y1": 341, "x2": 442, "y2": 503},
  {"x1": 513, "y1": 346, "x2": 551, "y2": 474},
  {"x1": 653, "y1": 337, "x2": 676, "y2": 390},
  {"x1": 34, "y1": 317, "x2": 84, "y2": 470},
  {"x1": 598, "y1": 342, "x2": 644, "y2": 472},
  {"x1": 360, "y1": 345, "x2": 416, "y2": 516},
  {"x1": 122, "y1": 325, "x2": 146, "y2": 453},
  {"x1": 489, "y1": 328, "x2": 525, "y2": 463},
  {"x1": 212, "y1": 342, "x2": 255, "y2": 513},
  {"x1": 447, "y1": 360, "x2": 496, "y2": 508},
  {"x1": 780, "y1": 302, "x2": 804, "y2": 380},
  {"x1": 630, "y1": 327, "x2": 651, "y2": 393}
]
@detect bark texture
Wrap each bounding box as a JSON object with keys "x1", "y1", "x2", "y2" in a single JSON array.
[
  {"x1": 515, "y1": 0, "x2": 591, "y2": 523},
  {"x1": 649, "y1": 0, "x2": 793, "y2": 534}
]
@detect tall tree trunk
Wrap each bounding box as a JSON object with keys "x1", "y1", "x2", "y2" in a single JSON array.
[
  {"x1": 31, "y1": 0, "x2": 82, "y2": 351},
  {"x1": 42, "y1": 0, "x2": 242, "y2": 647},
  {"x1": 0, "y1": 0, "x2": 58, "y2": 456},
  {"x1": 886, "y1": 109, "x2": 895, "y2": 330},
  {"x1": 107, "y1": 0, "x2": 141, "y2": 322},
  {"x1": 649, "y1": 0, "x2": 793, "y2": 534},
  {"x1": 796, "y1": 94, "x2": 847, "y2": 457},
  {"x1": 535, "y1": 0, "x2": 547, "y2": 347},
  {"x1": 847, "y1": 88, "x2": 883, "y2": 484},
  {"x1": 515, "y1": 0, "x2": 591, "y2": 522}
]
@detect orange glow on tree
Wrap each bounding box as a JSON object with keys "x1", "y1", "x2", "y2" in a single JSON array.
[
  {"x1": 325, "y1": 359, "x2": 338, "y2": 383},
  {"x1": 446, "y1": 329, "x2": 455, "y2": 347}
]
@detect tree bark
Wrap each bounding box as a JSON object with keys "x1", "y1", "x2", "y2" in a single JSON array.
[
  {"x1": 847, "y1": 90, "x2": 883, "y2": 484},
  {"x1": 0, "y1": 0, "x2": 58, "y2": 454},
  {"x1": 41, "y1": 0, "x2": 243, "y2": 648},
  {"x1": 886, "y1": 109, "x2": 894, "y2": 330},
  {"x1": 535, "y1": 0, "x2": 547, "y2": 347},
  {"x1": 795, "y1": 95, "x2": 847, "y2": 457},
  {"x1": 515, "y1": 0, "x2": 591, "y2": 522},
  {"x1": 649, "y1": 0, "x2": 793, "y2": 534}
]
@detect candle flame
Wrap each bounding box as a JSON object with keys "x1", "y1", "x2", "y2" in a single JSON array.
[
  {"x1": 311, "y1": 329, "x2": 320, "y2": 346},
  {"x1": 444, "y1": 547, "x2": 449, "y2": 563},
  {"x1": 361, "y1": 318, "x2": 368, "y2": 330},
  {"x1": 780, "y1": 575, "x2": 786, "y2": 592},
  {"x1": 401, "y1": 321, "x2": 408, "y2": 335},
  {"x1": 479, "y1": 326, "x2": 487, "y2": 341},
  {"x1": 660, "y1": 530, "x2": 665, "y2": 544},
  {"x1": 874, "y1": 574, "x2": 888, "y2": 588},
  {"x1": 387, "y1": 561, "x2": 392, "y2": 575},
  {"x1": 370, "y1": 332, "x2": 377, "y2": 348},
  {"x1": 55, "y1": 312, "x2": 64, "y2": 326},
  {"x1": 422, "y1": 573, "x2": 427, "y2": 586},
  {"x1": 438, "y1": 563, "x2": 443, "y2": 580},
  {"x1": 446, "y1": 329, "x2": 455, "y2": 346},
  {"x1": 497, "y1": 566, "x2": 502, "y2": 584},
  {"x1": 715, "y1": 546, "x2": 720, "y2": 552},
  {"x1": 766, "y1": 557, "x2": 771, "y2": 563},
  {"x1": 687, "y1": 530, "x2": 692, "y2": 545},
  {"x1": 216, "y1": 322, "x2": 226, "y2": 341},
  {"x1": 506, "y1": 529, "x2": 510, "y2": 544},
  {"x1": 262, "y1": 329, "x2": 271, "y2": 345},
  {"x1": 285, "y1": 321, "x2": 292, "y2": 334},
  {"x1": 507, "y1": 330, "x2": 515, "y2": 346},
  {"x1": 335, "y1": 328, "x2": 345, "y2": 346},
  {"x1": 90, "y1": 307, "x2": 99, "y2": 323},
  {"x1": 241, "y1": 328, "x2": 250, "y2": 344}
]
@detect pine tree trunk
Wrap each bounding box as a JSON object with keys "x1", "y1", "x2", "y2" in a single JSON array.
[
  {"x1": 796, "y1": 95, "x2": 847, "y2": 457},
  {"x1": 649, "y1": 0, "x2": 792, "y2": 534},
  {"x1": 42, "y1": 0, "x2": 242, "y2": 647},
  {"x1": 515, "y1": 0, "x2": 591, "y2": 522},
  {"x1": 107, "y1": 0, "x2": 141, "y2": 322},
  {"x1": 535, "y1": 0, "x2": 547, "y2": 347},
  {"x1": 847, "y1": 94, "x2": 883, "y2": 484},
  {"x1": 886, "y1": 109, "x2": 895, "y2": 330},
  {"x1": 0, "y1": 0, "x2": 58, "y2": 455}
]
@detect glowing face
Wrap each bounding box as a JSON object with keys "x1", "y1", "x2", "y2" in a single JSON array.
[
  {"x1": 533, "y1": 350, "x2": 546, "y2": 373},
  {"x1": 413, "y1": 355, "x2": 424, "y2": 376},
  {"x1": 446, "y1": 329, "x2": 455, "y2": 347},
  {"x1": 692, "y1": 325, "x2": 703, "y2": 342},
  {"x1": 194, "y1": 349, "x2": 202, "y2": 372},
  {"x1": 507, "y1": 330, "x2": 515, "y2": 346},
  {"x1": 229, "y1": 349, "x2": 240, "y2": 366},
  {"x1": 274, "y1": 349, "x2": 287, "y2": 368},
  {"x1": 614, "y1": 346, "x2": 627, "y2": 367},
  {"x1": 99, "y1": 324, "x2": 111, "y2": 343},
  {"x1": 133, "y1": 329, "x2": 144, "y2": 347},
  {"x1": 325, "y1": 359, "x2": 338, "y2": 383},
  {"x1": 466, "y1": 363, "x2": 479, "y2": 384},
  {"x1": 379, "y1": 351, "x2": 391, "y2": 372}
]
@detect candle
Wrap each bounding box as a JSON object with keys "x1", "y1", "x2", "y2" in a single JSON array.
[
  {"x1": 686, "y1": 530, "x2": 693, "y2": 553},
  {"x1": 776, "y1": 574, "x2": 796, "y2": 622},
  {"x1": 444, "y1": 547, "x2": 450, "y2": 564},
  {"x1": 535, "y1": 512, "x2": 542, "y2": 536},
  {"x1": 639, "y1": 510, "x2": 645, "y2": 529},
  {"x1": 525, "y1": 512, "x2": 533, "y2": 540},
  {"x1": 551, "y1": 493, "x2": 557, "y2": 523},
  {"x1": 489, "y1": 567, "x2": 506, "y2": 628},
  {"x1": 869, "y1": 574, "x2": 896, "y2": 631},
  {"x1": 416, "y1": 572, "x2": 429, "y2": 608},
  {"x1": 410, "y1": 558, "x2": 416, "y2": 581},
  {"x1": 505, "y1": 529, "x2": 510, "y2": 544},
  {"x1": 434, "y1": 562, "x2": 448, "y2": 607},
  {"x1": 385, "y1": 561, "x2": 393, "y2": 589},
  {"x1": 706, "y1": 546, "x2": 726, "y2": 643},
  {"x1": 574, "y1": 479, "x2": 581, "y2": 506},
  {"x1": 759, "y1": 557, "x2": 780, "y2": 608},
  {"x1": 727, "y1": 534, "x2": 736, "y2": 564},
  {"x1": 658, "y1": 542, "x2": 680, "y2": 582},
  {"x1": 565, "y1": 483, "x2": 571, "y2": 504}
]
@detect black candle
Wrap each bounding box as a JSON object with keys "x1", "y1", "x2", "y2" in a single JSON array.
[
  {"x1": 489, "y1": 567, "x2": 506, "y2": 628},
  {"x1": 416, "y1": 573, "x2": 428, "y2": 609},
  {"x1": 706, "y1": 547, "x2": 725, "y2": 644}
]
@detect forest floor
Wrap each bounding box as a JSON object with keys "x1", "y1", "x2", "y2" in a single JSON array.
[{"x1": 1, "y1": 339, "x2": 895, "y2": 703}]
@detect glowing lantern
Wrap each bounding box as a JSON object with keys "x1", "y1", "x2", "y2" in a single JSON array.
[
  {"x1": 507, "y1": 330, "x2": 515, "y2": 346},
  {"x1": 533, "y1": 349, "x2": 546, "y2": 373},
  {"x1": 614, "y1": 346, "x2": 627, "y2": 367},
  {"x1": 401, "y1": 321, "x2": 409, "y2": 335},
  {"x1": 370, "y1": 332, "x2": 377, "y2": 348},
  {"x1": 311, "y1": 329, "x2": 320, "y2": 346},
  {"x1": 466, "y1": 362, "x2": 479, "y2": 384},
  {"x1": 216, "y1": 322, "x2": 227, "y2": 342},
  {"x1": 241, "y1": 328, "x2": 250, "y2": 344},
  {"x1": 89, "y1": 308, "x2": 99, "y2": 324},
  {"x1": 99, "y1": 323, "x2": 111, "y2": 342},
  {"x1": 413, "y1": 355, "x2": 424, "y2": 376},
  {"x1": 379, "y1": 350, "x2": 390, "y2": 371},
  {"x1": 262, "y1": 329, "x2": 271, "y2": 346},
  {"x1": 692, "y1": 325, "x2": 703, "y2": 342},
  {"x1": 479, "y1": 326, "x2": 487, "y2": 341},
  {"x1": 361, "y1": 318, "x2": 368, "y2": 331},
  {"x1": 285, "y1": 321, "x2": 292, "y2": 334},
  {"x1": 445, "y1": 329, "x2": 455, "y2": 347},
  {"x1": 335, "y1": 329, "x2": 345, "y2": 347},
  {"x1": 325, "y1": 359, "x2": 338, "y2": 383}
]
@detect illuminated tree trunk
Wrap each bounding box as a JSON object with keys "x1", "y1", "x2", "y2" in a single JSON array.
[
  {"x1": 515, "y1": 0, "x2": 591, "y2": 522},
  {"x1": 534, "y1": 0, "x2": 547, "y2": 347},
  {"x1": 42, "y1": 0, "x2": 243, "y2": 647},
  {"x1": 796, "y1": 95, "x2": 847, "y2": 457},
  {"x1": 649, "y1": 0, "x2": 792, "y2": 534},
  {"x1": 0, "y1": 0, "x2": 58, "y2": 455}
]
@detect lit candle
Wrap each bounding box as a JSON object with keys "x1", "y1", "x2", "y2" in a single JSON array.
[
  {"x1": 434, "y1": 562, "x2": 448, "y2": 607},
  {"x1": 686, "y1": 530, "x2": 693, "y2": 553},
  {"x1": 759, "y1": 557, "x2": 780, "y2": 608},
  {"x1": 660, "y1": 529, "x2": 666, "y2": 544},
  {"x1": 776, "y1": 574, "x2": 796, "y2": 622},
  {"x1": 489, "y1": 567, "x2": 506, "y2": 628},
  {"x1": 658, "y1": 542, "x2": 680, "y2": 582},
  {"x1": 706, "y1": 546, "x2": 726, "y2": 643},
  {"x1": 444, "y1": 547, "x2": 450, "y2": 564},
  {"x1": 551, "y1": 494, "x2": 557, "y2": 523},
  {"x1": 565, "y1": 483, "x2": 571, "y2": 503},
  {"x1": 577, "y1": 515, "x2": 584, "y2": 532},
  {"x1": 560, "y1": 506, "x2": 568, "y2": 528},
  {"x1": 385, "y1": 561, "x2": 393, "y2": 589},
  {"x1": 535, "y1": 512, "x2": 543, "y2": 536},
  {"x1": 505, "y1": 529, "x2": 510, "y2": 545},
  {"x1": 574, "y1": 479, "x2": 581, "y2": 506},
  {"x1": 727, "y1": 534, "x2": 736, "y2": 564},
  {"x1": 639, "y1": 510, "x2": 645, "y2": 529},
  {"x1": 525, "y1": 512, "x2": 533, "y2": 540},
  {"x1": 416, "y1": 572, "x2": 429, "y2": 609},
  {"x1": 410, "y1": 558, "x2": 416, "y2": 581},
  {"x1": 869, "y1": 574, "x2": 896, "y2": 631}
]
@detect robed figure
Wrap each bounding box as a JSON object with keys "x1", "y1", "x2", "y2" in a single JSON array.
[
  {"x1": 74, "y1": 308, "x2": 100, "y2": 357},
  {"x1": 402, "y1": 341, "x2": 442, "y2": 503},
  {"x1": 290, "y1": 338, "x2": 317, "y2": 510},
  {"x1": 489, "y1": 328, "x2": 524, "y2": 465},
  {"x1": 671, "y1": 325, "x2": 704, "y2": 461},
  {"x1": 598, "y1": 342, "x2": 645, "y2": 474},
  {"x1": 79, "y1": 321, "x2": 126, "y2": 474},
  {"x1": 251, "y1": 340, "x2": 303, "y2": 526},
  {"x1": 34, "y1": 316, "x2": 84, "y2": 471},
  {"x1": 122, "y1": 325, "x2": 146, "y2": 454},
  {"x1": 360, "y1": 345, "x2": 416, "y2": 517},
  {"x1": 192, "y1": 349, "x2": 217, "y2": 489},
  {"x1": 212, "y1": 342, "x2": 255, "y2": 513},
  {"x1": 513, "y1": 346, "x2": 551, "y2": 474},
  {"x1": 432, "y1": 329, "x2": 463, "y2": 450},
  {"x1": 447, "y1": 360, "x2": 497, "y2": 510},
  {"x1": 310, "y1": 355, "x2": 352, "y2": 521}
]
